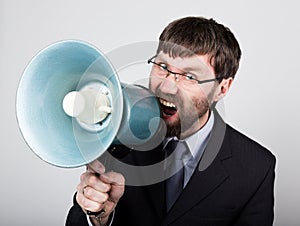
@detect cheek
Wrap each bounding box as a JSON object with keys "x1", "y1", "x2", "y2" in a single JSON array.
[
  {"x1": 196, "y1": 85, "x2": 217, "y2": 103},
  {"x1": 149, "y1": 75, "x2": 159, "y2": 92},
  {"x1": 181, "y1": 88, "x2": 207, "y2": 104},
  {"x1": 178, "y1": 89, "x2": 209, "y2": 112}
]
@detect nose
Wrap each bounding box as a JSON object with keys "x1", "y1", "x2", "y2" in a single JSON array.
[{"x1": 159, "y1": 72, "x2": 179, "y2": 94}]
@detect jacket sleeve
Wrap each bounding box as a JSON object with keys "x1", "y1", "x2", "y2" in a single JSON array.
[
  {"x1": 234, "y1": 155, "x2": 276, "y2": 226},
  {"x1": 65, "y1": 193, "x2": 89, "y2": 226}
]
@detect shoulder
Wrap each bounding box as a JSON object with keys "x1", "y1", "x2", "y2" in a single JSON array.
[
  {"x1": 224, "y1": 124, "x2": 276, "y2": 168},
  {"x1": 216, "y1": 124, "x2": 276, "y2": 194}
]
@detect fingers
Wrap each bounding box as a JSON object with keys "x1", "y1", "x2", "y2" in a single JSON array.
[
  {"x1": 100, "y1": 171, "x2": 125, "y2": 203},
  {"x1": 87, "y1": 160, "x2": 105, "y2": 174},
  {"x1": 76, "y1": 170, "x2": 111, "y2": 213},
  {"x1": 78, "y1": 183, "x2": 109, "y2": 203},
  {"x1": 100, "y1": 171, "x2": 125, "y2": 186},
  {"x1": 80, "y1": 172, "x2": 111, "y2": 193},
  {"x1": 76, "y1": 190, "x2": 106, "y2": 213},
  {"x1": 76, "y1": 162, "x2": 125, "y2": 216}
]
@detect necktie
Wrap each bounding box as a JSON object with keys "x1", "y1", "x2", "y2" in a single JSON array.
[{"x1": 164, "y1": 139, "x2": 188, "y2": 212}]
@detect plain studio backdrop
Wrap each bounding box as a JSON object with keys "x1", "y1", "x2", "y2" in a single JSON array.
[{"x1": 1, "y1": 0, "x2": 299, "y2": 225}]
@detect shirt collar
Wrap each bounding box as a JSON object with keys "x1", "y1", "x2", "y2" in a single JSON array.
[{"x1": 183, "y1": 111, "x2": 214, "y2": 158}]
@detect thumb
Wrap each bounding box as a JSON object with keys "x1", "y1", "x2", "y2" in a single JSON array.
[
  {"x1": 100, "y1": 171, "x2": 125, "y2": 202},
  {"x1": 87, "y1": 160, "x2": 106, "y2": 174}
]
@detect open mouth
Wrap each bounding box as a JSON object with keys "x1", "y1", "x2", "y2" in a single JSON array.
[{"x1": 159, "y1": 98, "x2": 177, "y2": 117}]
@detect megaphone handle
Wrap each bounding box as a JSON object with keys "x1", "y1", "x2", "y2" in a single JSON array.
[{"x1": 107, "y1": 145, "x2": 132, "y2": 159}]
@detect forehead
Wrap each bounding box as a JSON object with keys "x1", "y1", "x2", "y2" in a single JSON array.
[{"x1": 156, "y1": 51, "x2": 214, "y2": 75}]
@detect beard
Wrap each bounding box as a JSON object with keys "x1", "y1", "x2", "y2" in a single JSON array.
[
  {"x1": 155, "y1": 88, "x2": 211, "y2": 139},
  {"x1": 166, "y1": 96, "x2": 210, "y2": 138}
]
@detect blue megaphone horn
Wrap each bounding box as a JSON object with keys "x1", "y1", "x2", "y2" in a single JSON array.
[{"x1": 16, "y1": 40, "x2": 164, "y2": 168}]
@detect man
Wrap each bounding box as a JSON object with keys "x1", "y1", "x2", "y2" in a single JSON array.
[{"x1": 66, "y1": 16, "x2": 276, "y2": 226}]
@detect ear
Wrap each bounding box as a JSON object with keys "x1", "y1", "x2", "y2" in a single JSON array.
[{"x1": 213, "y1": 77, "x2": 233, "y2": 102}]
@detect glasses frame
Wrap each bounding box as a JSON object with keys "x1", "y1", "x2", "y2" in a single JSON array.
[{"x1": 147, "y1": 55, "x2": 223, "y2": 84}]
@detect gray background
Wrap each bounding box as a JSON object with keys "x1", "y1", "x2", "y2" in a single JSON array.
[{"x1": 1, "y1": 0, "x2": 299, "y2": 225}]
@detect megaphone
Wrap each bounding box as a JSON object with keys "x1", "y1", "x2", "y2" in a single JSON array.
[{"x1": 16, "y1": 40, "x2": 164, "y2": 168}]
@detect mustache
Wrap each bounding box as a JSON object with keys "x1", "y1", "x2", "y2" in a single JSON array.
[{"x1": 154, "y1": 88, "x2": 180, "y2": 106}]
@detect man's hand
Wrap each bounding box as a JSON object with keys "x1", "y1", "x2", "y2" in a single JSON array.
[{"x1": 76, "y1": 160, "x2": 125, "y2": 225}]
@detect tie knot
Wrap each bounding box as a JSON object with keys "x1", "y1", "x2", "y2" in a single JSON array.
[
  {"x1": 164, "y1": 138, "x2": 179, "y2": 156},
  {"x1": 164, "y1": 138, "x2": 189, "y2": 161}
]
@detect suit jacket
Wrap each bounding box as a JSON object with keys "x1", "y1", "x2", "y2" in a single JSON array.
[{"x1": 66, "y1": 111, "x2": 276, "y2": 226}]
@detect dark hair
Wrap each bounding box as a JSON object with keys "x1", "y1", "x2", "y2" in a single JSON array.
[{"x1": 157, "y1": 16, "x2": 242, "y2": 79}]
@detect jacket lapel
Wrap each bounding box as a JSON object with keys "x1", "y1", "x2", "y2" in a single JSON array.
[{"x1": 163, "y1": 109, "x2": 232, "y2": 225}]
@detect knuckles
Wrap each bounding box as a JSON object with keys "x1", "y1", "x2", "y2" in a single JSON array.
[
  {"x1": 80, "y1": 172, "x2": 111, "y2": 192},
  {"x1": 87, "y1": 174, "x2": 99, "y2": 186}
]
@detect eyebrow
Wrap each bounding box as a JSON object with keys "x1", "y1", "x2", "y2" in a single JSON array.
[
  {"x1": 157, "y1": 55, "x2": 197, "y2": 67},
  {"x1": 155, "y1": 55, "x2": 212, "y2": 79}
]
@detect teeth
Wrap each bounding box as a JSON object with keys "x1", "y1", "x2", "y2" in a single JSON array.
[{"x1": 159, "y1": 98, "x2": 176, "y2": 108}]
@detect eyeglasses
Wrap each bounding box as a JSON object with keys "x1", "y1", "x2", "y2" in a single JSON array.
[{"x1": 147, "y1": 55, "x2": 223, "y2": 85}]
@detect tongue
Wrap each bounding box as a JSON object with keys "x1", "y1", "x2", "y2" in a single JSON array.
[{"x1": 163, "y1": 105, "x2": 177, "y2": 116}]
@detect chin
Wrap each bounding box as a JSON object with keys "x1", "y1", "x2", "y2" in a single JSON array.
[{"x1": 163, "y1": 114, "x2": 182, "y2": 138}]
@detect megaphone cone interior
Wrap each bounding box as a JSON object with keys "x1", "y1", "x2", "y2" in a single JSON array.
[{"x1": 16, "y1": 40, "x2": 163, "y2": 168}]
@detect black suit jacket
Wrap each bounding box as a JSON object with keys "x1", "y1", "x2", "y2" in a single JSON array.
[{"x1": 66, "y1": 111, "x2": 276, "y2": 226}]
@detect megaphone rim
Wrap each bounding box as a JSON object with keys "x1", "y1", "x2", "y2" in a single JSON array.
[{"x1": 15, "y1": 39, "x2": 124, "y2": 168}]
